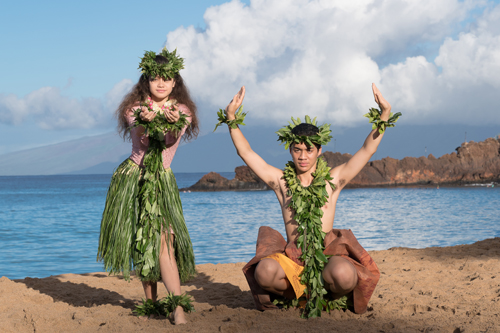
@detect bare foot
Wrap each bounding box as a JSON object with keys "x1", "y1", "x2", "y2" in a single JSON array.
[{"x1": 172, "y1": 305, "x2": 187, "y2": 325}]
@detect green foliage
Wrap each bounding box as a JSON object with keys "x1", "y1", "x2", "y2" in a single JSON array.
[
  {"x1": 130, "y1": 106, "x2": 191, "y2": 281},
  {"x1": 97, "y1": 159, "x2": 141, "y2": 281},
  {"x1": 158, "y1": 293, "x2": 195, "y2": 314},
  {"x1": 272, "y1": 294, "x2": 349, "y2": 314},
  {"x1": 272, "y1": 296, "x2": 303, "y2": 309},
  {"x1": 363, "y1": 108, "x2": 402, "y2": 134},
  {"x1": 213, "y1": 105, "x2": 247, "y2": 131},
  {"x1": 131, "y1": 103, "x2": 189, "y2": 143},
  {"x1": 283, "y1": 157, "x2": 336, "y2": 318},
  {"x1": 325, "y1": 295, "x2": 350, "y2": 312},
  {"x1": 276, "y1": 116, "x2": 332, "y2": 149},
  {"x1": 138, "y1": 47, "x2": 184, "y2": 79},
  {"x1": 133, "y1": 293, "x2": 195, "y2": 317}
]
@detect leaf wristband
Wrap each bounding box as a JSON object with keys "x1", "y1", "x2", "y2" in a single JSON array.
[
  {"x1": 213, "y1": 105, "x2": 247, "y2": 131},
  {"x1": 364, "y1": 108, "x2": 402, "y2": 134}
]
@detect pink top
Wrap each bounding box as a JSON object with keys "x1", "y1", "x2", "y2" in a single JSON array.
[{"x1": 126, "y1": 104, "x2": 191, "y2": 170}]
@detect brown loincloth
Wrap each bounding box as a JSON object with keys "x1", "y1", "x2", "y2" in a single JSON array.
[{"x1": 242, "y1": 226, "x2": 380, "y2": 314}]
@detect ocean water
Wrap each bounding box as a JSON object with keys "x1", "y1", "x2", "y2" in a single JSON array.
[{"x1": 0, "y1": 174, "x2": 499, "y2": 280}]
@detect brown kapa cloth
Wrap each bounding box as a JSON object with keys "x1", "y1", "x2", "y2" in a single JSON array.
[{"x1": 242, "y1": 226, "x2": 380, "y2": 314}]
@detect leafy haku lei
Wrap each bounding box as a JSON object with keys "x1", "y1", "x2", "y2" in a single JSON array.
[
  {"x1": 283, "y1": 157, "x2": 339, "y2": 318},
  {"x1": 130, "y1": 99, "x2": 189, "y2": 279},
  {"x1": 276, "y1": 116, "x2": 332, "y2": 149},
  {"x1": 138, "y1": 47, "x2": 184, "y2": 79},
  {"x1": 133, "y1": 293, "x2": 195, "y2": 317},
  {"x1": 364, "y1": 108, "x2": 402, "y2": 134},
  {"x1": 213, "y1": 105, "x2": 247, "y2": 131}
]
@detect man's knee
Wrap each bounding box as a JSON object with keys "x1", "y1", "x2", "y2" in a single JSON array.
[
  {"x1": 254, "y1": 259, "x2": 281, "y2": 288},
  {"x1": 323, "y1": 257, "x2": 358, "y2": 293}
]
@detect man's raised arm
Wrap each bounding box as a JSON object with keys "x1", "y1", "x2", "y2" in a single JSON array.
[
  {"x1": 332, "y1": 83, "x2": 392, "y2": 188},
  {"x1": 224, "y1": 86, "x2": 283, "y2": 188}
]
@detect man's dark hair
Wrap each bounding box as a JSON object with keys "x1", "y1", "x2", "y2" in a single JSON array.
[{"x1": 291, "y1": 123, "x2": 321, "y2": 149}]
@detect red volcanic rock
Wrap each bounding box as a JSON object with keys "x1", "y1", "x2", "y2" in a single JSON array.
[
  {"x1": 322, "y1": 138, "x2": 500, "y2": 187},
  {"x1": 183, "y1": 138, "x2": 500, "y2": 191},
  {"x1": 180, "y1": 167, "x2": 270, "y2": 192}
]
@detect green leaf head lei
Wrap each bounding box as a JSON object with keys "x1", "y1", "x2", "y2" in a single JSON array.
[
  {"x1": 138, "y1": 47, "x2": 185, "y2": 79},
  {"x1": 276, "y1": 116, "x2": 332, "y2": 150}
]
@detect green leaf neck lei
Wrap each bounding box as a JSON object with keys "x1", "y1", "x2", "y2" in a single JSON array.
[
  {"x1": 283, "y1": 157, "x2": 336, "y2": 318},
  {"x1": 131, "y1": 104, "x2": 190, "y2": 280}
]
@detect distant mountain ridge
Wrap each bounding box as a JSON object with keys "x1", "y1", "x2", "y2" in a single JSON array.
[
  {"x1": 0, "y1": 132, "x2": 130, "y2": 176},
  {"x1": 0, "y1": 124, "x2": 498, "y2": 176}
]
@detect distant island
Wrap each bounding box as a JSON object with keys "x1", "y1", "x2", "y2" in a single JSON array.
[{"x1": 180, "y1": 137, "x2": 500, "y2": 191}]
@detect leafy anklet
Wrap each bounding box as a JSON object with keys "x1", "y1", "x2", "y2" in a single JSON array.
[{"x1": 133, "y1": 293, "x2": 195, "y2": 317}]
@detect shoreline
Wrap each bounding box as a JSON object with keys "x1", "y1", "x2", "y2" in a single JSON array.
[
  {"x1": 181, "y1": 180, "x2": 499, "y2": 192},
  {"x1": 2, "y1": 237, "x2": 499, "y2": 332}
]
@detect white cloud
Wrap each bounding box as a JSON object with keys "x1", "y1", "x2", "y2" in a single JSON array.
[
  {"x1": 0, "y1": 79, "x2": 133, "y2": 130},
  {"x1": 165, "y1": 0, "x2": 500, "y2": 126},
  {"x1": 3, "y1": 0, "x2": 499, "y2": 131}
]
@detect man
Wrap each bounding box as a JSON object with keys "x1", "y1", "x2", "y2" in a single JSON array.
[{"x1": 219, "y1": 84, "x2": 393, "y2": 316}]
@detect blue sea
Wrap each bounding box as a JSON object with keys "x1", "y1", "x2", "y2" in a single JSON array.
[{"x1": 0, "y1": 174, "x2": 499, "y2": 280}]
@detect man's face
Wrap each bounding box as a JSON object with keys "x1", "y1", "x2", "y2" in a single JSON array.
[{"x1": 290, "y1": 142, "x2": 322, "y2": 174}]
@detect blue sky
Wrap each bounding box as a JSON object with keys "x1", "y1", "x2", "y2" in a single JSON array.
[{"x1": 1, "y1": 0, "x2": 500, "y2": 157}]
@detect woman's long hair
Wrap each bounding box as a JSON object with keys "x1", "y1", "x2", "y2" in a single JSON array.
[{"x1": 116, "y1": 55, "x2": 199, "y2": 141}]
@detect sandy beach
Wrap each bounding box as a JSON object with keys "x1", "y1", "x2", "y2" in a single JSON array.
[{"x1": 2, "y1": 237, "x2": 499, "y2": 333}]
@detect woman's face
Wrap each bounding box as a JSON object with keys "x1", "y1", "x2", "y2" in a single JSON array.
[{"x1": 149, "y1": 76, "x2": 175, "y2": 103}]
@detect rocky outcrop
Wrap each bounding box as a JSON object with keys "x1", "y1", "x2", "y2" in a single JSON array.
[
  {"x1": 333, "y1": 137, "x2": 500, "y2": 187},
  {"x1": 180, "y1": 166, "x2": 270, "y2": 192},
  {"x1": 182, "y1": 138, "x2": 500, "y2": 191}
]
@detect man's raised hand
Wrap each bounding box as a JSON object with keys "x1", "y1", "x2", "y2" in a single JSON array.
[
  {"x1": 372, "y1": 83, "x2": 391, "y2": 116},
  {"x1": 225, "y1": 86, "x2": 246, "y2": 120}
]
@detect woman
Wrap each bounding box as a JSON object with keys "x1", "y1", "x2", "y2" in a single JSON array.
[{"x1": 98, "y1": 48, "x2": 198, "y2": 325}]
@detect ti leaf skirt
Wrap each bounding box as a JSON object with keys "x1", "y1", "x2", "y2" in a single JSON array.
[{"x1": 97, "y1": 159, "x2": 196, "y2": 282}]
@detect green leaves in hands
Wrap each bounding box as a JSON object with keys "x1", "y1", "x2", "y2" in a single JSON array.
[
  {"x1": 213, "y1": 105, "x2": 247, "y2": 131},
  {"x1": 131, "y1": 103, "x2": 189, "y2": 144},
  {"x1": 364, "y1": 107, "x2": 402, "y2": 134}
]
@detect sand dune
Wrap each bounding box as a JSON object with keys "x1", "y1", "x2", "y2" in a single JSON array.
[{"x1": 2, "y1": 238, "x2": 499, "y2": 332}]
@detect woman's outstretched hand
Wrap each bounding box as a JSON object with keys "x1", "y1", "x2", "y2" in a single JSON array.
[
  {"x1": 225, "y1": 86, "x2": 245, "y2": 120},
  {"x1": 140, "y1": 106, "x2": 157, "y2": 122},
  {"x1": 165, "y1": 104, "x2": 181, "y2": 123}
]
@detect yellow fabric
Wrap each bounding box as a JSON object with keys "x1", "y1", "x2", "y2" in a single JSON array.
[{"x1": 263, "y1": 253, "x2": 305, "y2": 298}]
